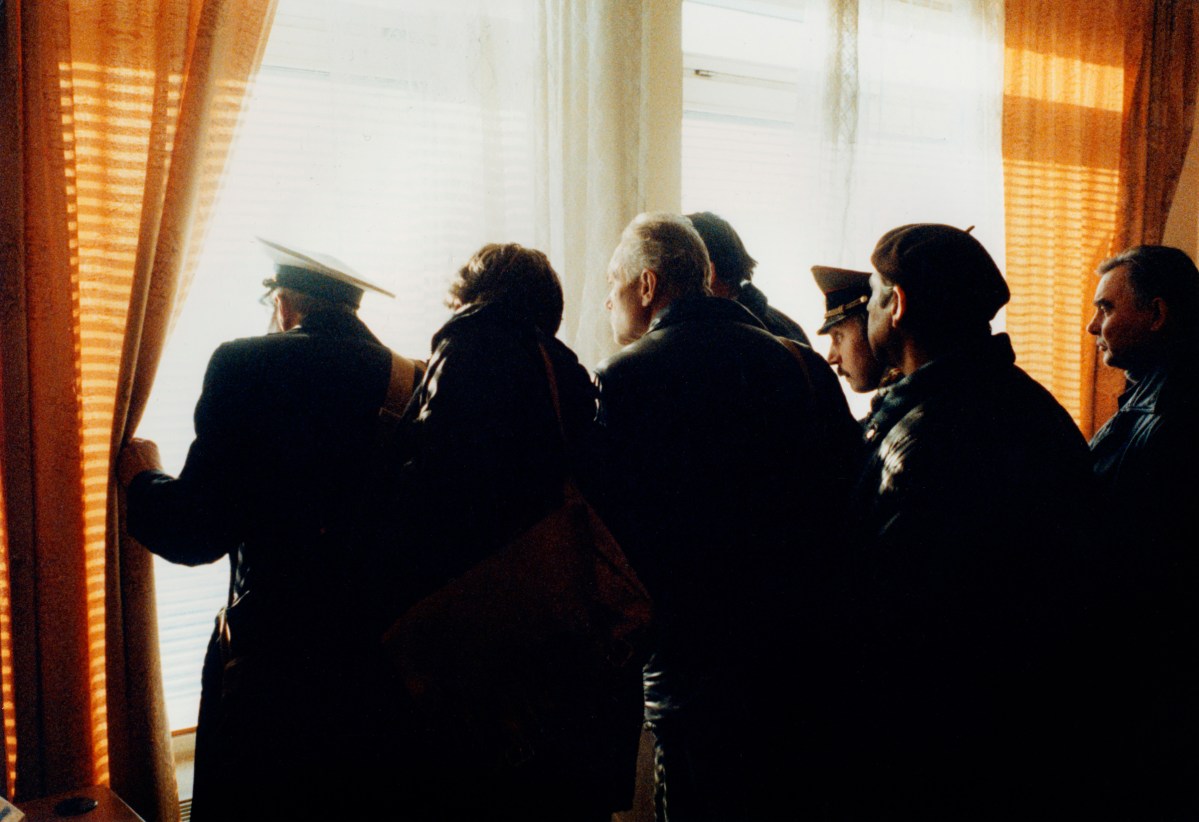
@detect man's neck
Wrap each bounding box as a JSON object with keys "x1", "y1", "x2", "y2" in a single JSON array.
[
  {"x1": 709, "y1": 279, "x2": 739, "y2": 300},
  {"x1": 1124, "y1": 358, "x2": 1165, "y2": 384},
  {"x1": 897, "y1": 339, "x2": 934, "y2": 376}
]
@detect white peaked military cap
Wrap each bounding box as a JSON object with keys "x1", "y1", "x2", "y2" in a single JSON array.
[{"x1": 258, "y1": 237, "x2": 395, "y2": 308}]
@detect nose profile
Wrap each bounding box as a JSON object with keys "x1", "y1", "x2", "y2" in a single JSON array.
[{"x1": 1086, "y1": 310, "x2": 1101, "y2": 336}]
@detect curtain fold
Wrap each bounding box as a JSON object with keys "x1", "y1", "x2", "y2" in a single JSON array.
[
  {"x1": 1, "y1": 1, "x2": 28, "y2": 803},
  {"x1": 107, "y1": 4, "x2": 277, "y2": 818},
  {"x1": 0, "y1": 1, "x2": 275, "y2": 818},
  {"x1": 535, "y1": 0, "x2": 682, "y2": 369},
  {"x1": 1002, "y1": 0, "x2": 1125, "y2": 434}
]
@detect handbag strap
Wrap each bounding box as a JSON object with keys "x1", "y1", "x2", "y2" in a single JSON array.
[
  {"x1": 537, "y1": 342, "x2": 564, "y2": 433},
  {"x1": 381, "y1": 351, "x2": 426, "y2": 421},
  {"x1": 537, "y1": 341, "x2": 584, "y2": 501}
]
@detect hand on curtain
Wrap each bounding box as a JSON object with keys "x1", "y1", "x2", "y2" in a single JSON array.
[{"x1": 0, "y1": 1, "x2": 276, "y2": 820}]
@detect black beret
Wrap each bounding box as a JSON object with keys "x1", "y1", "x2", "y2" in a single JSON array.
[
  {"x1": 871, "y1": 224, "x2": 1009, "y2": 322},
  {"x1": 812, "y1": 265, "x2": 871, "y2": 334}
]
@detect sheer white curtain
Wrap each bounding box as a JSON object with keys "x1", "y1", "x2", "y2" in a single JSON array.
[
  {"x1": 140, "y1": 0, "x2": 681, "y2": 731},
  {"x1": 803, "y1": 0, "x2": 1005, "y2": 271},
  {"x1": 535, "y1": 0, "x2": 682, "y2": 367}
]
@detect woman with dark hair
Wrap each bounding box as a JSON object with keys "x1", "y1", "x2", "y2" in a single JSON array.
[
  {"x1": 403, "y1": 244, "x2": 592, "y2": 578},
  {"x1": 360, "y1": 243, "x2": 635, "y2": 820}
]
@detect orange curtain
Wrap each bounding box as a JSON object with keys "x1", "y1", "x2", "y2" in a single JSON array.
[
  {"x1": 1003, "y1": 1, "x2": 1125, "y2": 435},
  {"x1": 0, "y1": 1, "x2": 275, "y2": 819},
  {"x1": 1004, "y1": 0, "x2": 1199, "y2": 436}
]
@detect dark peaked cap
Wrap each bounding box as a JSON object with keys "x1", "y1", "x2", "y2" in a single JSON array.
[
  {"x1": 812, "y1": 265, "x2": 872, "y2": 334},
  {"x1": 871, "y1": 224, "x2": 1009, "y2": 323},
  {"x1": 259, "y1": 237, "x2": 395, "y2": 308}
]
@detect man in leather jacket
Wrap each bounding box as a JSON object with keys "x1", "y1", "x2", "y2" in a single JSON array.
[
  {"x1": 845, "y1": 224, "x2": 1100, "y2": 820},
  {"x1": 1086, "y1": 245, "x2": 1199, "y2": 820},
  {"x1": 593, "y1": 212, "x2": 860, "y2": 821}
]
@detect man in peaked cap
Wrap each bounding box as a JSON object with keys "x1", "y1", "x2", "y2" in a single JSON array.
[
  {"x1": 118, "y1": 240, "x2": 417, "y2": 821},
  {"x1": 838, "y1": 223, "x2": 1102, "y2": 819},
  {"x1": 811, "y1": 265, "x2": 891, "y2": 397}
]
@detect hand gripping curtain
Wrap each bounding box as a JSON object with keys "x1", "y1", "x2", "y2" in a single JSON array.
[{"x1": 0, "y1": 1, "x2": 275, "y2": 819}]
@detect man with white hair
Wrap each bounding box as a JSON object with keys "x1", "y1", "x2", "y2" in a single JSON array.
[{"x1": 593, "y1": 212, "x2": 859, "y2": 821}]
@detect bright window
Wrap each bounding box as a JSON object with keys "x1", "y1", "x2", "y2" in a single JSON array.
[
  {"x1": 142, "y1": 0, "x2": 540, "y2": 730},
  {"x1": 145, "y1": 0, "x2": 1004, "y2": 730}
]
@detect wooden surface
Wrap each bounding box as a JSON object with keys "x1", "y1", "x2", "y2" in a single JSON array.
[{"x1": 18, "y1": 786, "x2": 144, "y2": 822}]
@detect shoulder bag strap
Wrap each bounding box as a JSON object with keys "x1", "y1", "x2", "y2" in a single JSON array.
[
  {"x1": 537, "y1": 341, "x2": 583, "y2": 501},
  {"x1": 775, "y1": 336, "x2": 814, "y2": 392},
  {"x1": 380, "y1": 351, "x2": 426, "y2": 421}
]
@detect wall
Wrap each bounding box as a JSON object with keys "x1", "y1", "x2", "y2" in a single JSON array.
[{"x1": 1163, "y1": 96, "x2": 1199, "y2": 257}]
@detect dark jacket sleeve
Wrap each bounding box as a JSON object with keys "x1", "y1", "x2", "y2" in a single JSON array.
[{"x1": 126, "y1": 343, "x2": 247, "y2": 565}]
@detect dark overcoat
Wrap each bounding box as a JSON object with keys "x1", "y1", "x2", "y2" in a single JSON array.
[
  {"x1": 127, "y1": 308, "x2": 392, "y2": 821},
  {"x1": 592, "y1": 295, "x2": 861, "y2": 818}
]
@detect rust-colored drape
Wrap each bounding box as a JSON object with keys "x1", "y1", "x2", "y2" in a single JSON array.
[
  {"x1": 0, "y1": 1, "x2": 275, "y2": 819},
  {"x1": 1004, "y1": 0, "x2": 1199, "y2": 436}
]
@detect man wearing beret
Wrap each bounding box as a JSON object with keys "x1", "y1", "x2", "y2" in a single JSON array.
[
  {"x1": 117, "y1": 241, "x2": 416, "y2": 821},
  {"x1": 842, "y1": 224, "x2": 1099, "y2": 819},
  {"x1": 1086, "y1": 245, "x2": 1199, "y2": 820},
  {"x1": 810, "y1": 265, "x2": 895, "y2": 400}
]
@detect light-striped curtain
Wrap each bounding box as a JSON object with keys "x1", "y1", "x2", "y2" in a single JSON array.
[{"x1": 0, "y1": 2, "x2": 275, "y2": 819}]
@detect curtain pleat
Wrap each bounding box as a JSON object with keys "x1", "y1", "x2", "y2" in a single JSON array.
[
  {"x1": 534, "y1": 0, "x2": 682, "y2": 369},
  {"x1": 0, "y1": 1, "x2": 275, "y2": 818},
  {"x1": 107, "y1": 2, "x2": 276, "y2": 818},
  {"x1": 1, "y1": 1, "x2": 32, "y2": 804},
  {"x1": 1003, "y1": 0, "x2": 1125, "y2": 435}
]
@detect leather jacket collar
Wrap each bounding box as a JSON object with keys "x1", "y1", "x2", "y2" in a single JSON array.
[
  {"x1": 647, "y1": 294, "x2": 769, "y2": 335},
  {"x1": 865, "y1": 333, "x2": 1016, "y2": 444},
  {"x1": 296, "y1": 307, "x2": 383, "y2": 345},
  {"x1": 1117, "y1": 354, "x2": 1199, "y2": 416}
]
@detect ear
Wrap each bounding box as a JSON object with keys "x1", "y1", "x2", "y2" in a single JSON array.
[
  {"x1": 890, "y1": 283, "x2": 907, "y2": 327},
  {"x1": 1149, "y1": 296, "x2": 1168, "y2": 333},
  {"x1": 639, "y1": 269, "x2": 658, "y2": 307},
  {"x1": 275, "y1": 291, "x2": 301, "y2": 331}
]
